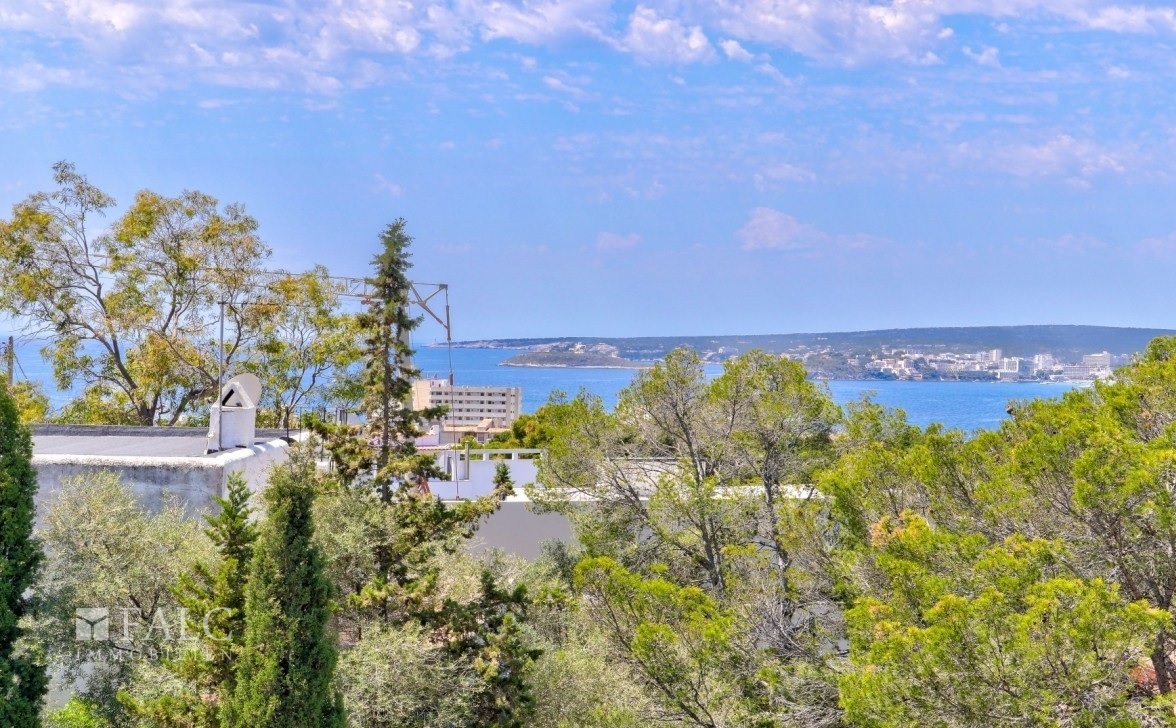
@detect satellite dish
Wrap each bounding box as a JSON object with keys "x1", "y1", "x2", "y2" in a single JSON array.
[{"x1": 221, "y1": 373, "x2": 262, "y2": 408}]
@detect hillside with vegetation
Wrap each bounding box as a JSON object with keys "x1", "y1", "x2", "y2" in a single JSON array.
[{"x1": 499, "y1": 341, "x2": 646, "y2": 368}]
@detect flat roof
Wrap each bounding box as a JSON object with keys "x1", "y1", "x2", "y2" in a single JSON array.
[
  {"x1": 31, "y1": 425, "x2": 293, "y2": 459},
  {"x1": 33, "y1": 434, "x2": 216, "y2": 458}
]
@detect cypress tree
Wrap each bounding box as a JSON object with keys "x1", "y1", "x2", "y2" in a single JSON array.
[
  {"x1": 0, "y1": 379, "x2": 48, "y2": 725},
  {"x1": 176, "y1": 472, "x2": 258, "y2": 694},
  {"x1": 124, "y1": 473, "x2": 259, "y2": 726},
  {"x1": 223, "y1": 457, "x2": 344, "y2": 728}
]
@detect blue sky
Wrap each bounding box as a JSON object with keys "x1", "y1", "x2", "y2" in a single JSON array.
[{"x1": 3, "y1": 0, "x2": 1176, "y2": 340}]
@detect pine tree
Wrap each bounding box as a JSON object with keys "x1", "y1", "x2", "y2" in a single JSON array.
[
  {"x1": 223, "y1": 456, "x2": 344, "y2": 728},
  {"x1": 358, "y1": 219, "x2": 445, "y2": 500},
  {"x1": 313, "y1": 221, "x2": 537, "y2": 725},
  {"x1": 0, "y1": 379, "x2": 48, "y2": 726}
]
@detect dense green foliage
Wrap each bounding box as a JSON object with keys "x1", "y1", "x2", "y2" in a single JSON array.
[
  {"x1": 8, "y1": 379, "x2": 50, "y2": 425},
  {"x1": 19, "y1": 197, "x2": 1176, "y2": 726},
  {"x1": 0, "y1": 378, "x2": 48, "y2": 726},
  {"x1": 223, "y1": 456, "x2": 345, "y2": 727},
  {"x1": 484, "y1": 396, "x2": 572, "y2": 450},
  {"x1": 840, "y1": 515, "x2": 1166, "y2": 727},
  {"x1": 123, "y1": 473, "x2": 259, "y2": 727},
  {"x1": 35, "y1": 472, "x2": 214, "y2": 724}
]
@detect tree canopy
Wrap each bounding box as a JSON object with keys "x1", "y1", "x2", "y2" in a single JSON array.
[
  {"x1": 0, "y1": 163, "x2": 359, "y2": 426},
  {"x1": 0, "y1": 375, "x2": 47, "y2": 726}
]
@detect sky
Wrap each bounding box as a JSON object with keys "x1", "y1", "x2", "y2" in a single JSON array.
[{"x1": 2, "y1": 1, "x2": 1176, "y2": 341}]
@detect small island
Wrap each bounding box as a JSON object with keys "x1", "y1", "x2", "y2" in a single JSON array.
[{"x1": 499, "y1": 342, "x2": 648, "y2": 369}]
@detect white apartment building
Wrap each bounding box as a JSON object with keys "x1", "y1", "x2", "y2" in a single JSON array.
[
  {"x1": 411, "y1": 379, "x2": 522, "y2": 428},
  {"x1": 1083, "y1": 351, "x2": 1112, "y2": 368}
]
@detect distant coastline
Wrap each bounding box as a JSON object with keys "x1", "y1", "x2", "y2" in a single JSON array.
[
  {"x1": 441, "y1": 325, "x2": 1168, "y2": 381},
  {"x1": 499, "y1": 350, "x2": 649, "y2": 369}
]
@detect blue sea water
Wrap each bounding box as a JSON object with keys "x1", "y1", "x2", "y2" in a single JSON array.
[
  {"x1": 412, "y1": 346, "x2": 1082, "y2": 434},
  {"x1": 11, "y1": 342, "x2": 1082, "y2": 434}
]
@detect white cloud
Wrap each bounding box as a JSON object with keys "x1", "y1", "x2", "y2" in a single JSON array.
[
  {"x1": 619, "y1": 5, "x2": 715, "y2": 64},
  {"x1": 1050, "y1": 233, "x2": 1105, "y2": 253},
  {"x1": 1, "y1": 62, "x2": 83, "y2": 92},
  {"x1": 596, "y1": 231, "x2": 641, "y2": 250},
  {"x1": 754, "y1": 162, "x2": 817, "y2": 188},
  {"x1": 471, "y1": 0, "x2": 612, "y2": 44},
  {"x1": 754, "y1": 62, "x2": 788, "y2": 83},
  {"x1": 374, "y1": 173, "x2": 402, "y2": 197},
  {"x1": 6, "y1": 0, "x2": 1176, "y2": 94},
  {"x1": 1074, "y1": 5, "x2": 1176, "y2": 33},
  {"x1": 542, "y1": 73, "x2": 589, "y2": 97},
  {"x1": 974, "y1": 134, "x2": 1130, "y2": 184},
  {"x1": 963, "y1": 45, "x2": 1001, "y2": 67},
  {"x1": 196, "y1": 97, "x2": 239, "y2": 109},
  {"x1": 1136, "y1": 231, "x2": 1176, "y2": 257},
  {"x1": 737, "y1": 208, "x2": 828, "y2": 251},
  {"x1": 737, "y1": 208, "x2": 890, "y2": 252},
  {"x1": 719, "y1": 38, "x2": 753, "y2": 61},
  {"x1": 710, "y1": 0, "x2": 946, "y2": 66}
]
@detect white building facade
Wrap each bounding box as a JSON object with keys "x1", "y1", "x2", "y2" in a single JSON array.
[{"x1": 411, "y1": 379, "x2": 522, "y2": 428}]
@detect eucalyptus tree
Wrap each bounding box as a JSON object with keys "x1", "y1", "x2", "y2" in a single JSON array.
[
  {"x1": 0, "y1": 162, "x2": 269, "y2": 425},
  {"x1": 244, "y1": 266, "x2": 362, "y2": 430}
]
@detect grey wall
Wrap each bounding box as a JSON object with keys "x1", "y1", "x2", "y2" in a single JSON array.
[
  {"x1": 32, "y1": 440, "x2": 290, "y2": 520},
  {"x1": 465, "y1": 499, "x2": 576, "y2": 560}
]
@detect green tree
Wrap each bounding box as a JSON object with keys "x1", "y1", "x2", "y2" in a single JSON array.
[
  {"x1": 46, "y1": 697, "x2": 108, "y2": 728},
  {"x1": 334, "y1": 621, "x2": 483, "y2": 727},
  {"x1": 358, "y1": 219, "x2": 445, "y2": 500},
  {"x1": 0, "y1": 162, "x2": 271, "y2": 425},
  {"x1": 536, "y1": 348, "x2": 845, "y2": 726},
  {"x1": 123, "y1": 473, "x2": 259, "y2": 726},
  {"x1": 960, "y1": 338, "x2": 1176, "y2": 695},
  {"x1": 484, "y1": 395, "x2": 573, "y2": 450},
  {"x1": 244, "y1": 267, "x2": 362, "y2": 430},
  {"x1": 36, "y1": 471, "x2": 213, "y2": 721},
  {"x1": 0, "y1": 377, "x2": 47, "y2": 726},
  {"x1": 8, "y1": 380, "x2": 50, "y2": 425},
  {"x1": 574, "y1": 557, "x2": 743, "y2": 728},
  {"x1": 303, "y1": 221, "x2": 541, "y2": 726},
  {"x1": 224, "y1": 456, "x2": 344, "y2": 728},
  {"x1": 840, "y1": 513, "x2": 1166, "y2": 727},
  {"x1": 312, "y1": 450, "x2": 536, "y2": 726}
]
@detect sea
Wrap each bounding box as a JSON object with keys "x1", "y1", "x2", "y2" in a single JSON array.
[
  {"x1": 413, "y1": 346, "x2": 1081, "y2": 434},
  {"x1": 10, "y1": 342, "x2": 1084, "y2": 434}
]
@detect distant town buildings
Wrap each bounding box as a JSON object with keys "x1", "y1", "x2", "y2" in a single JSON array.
[
  {"x1": 411, "y1": 378, "x2": 522, "y2": 444},
  {"x1": 1083, "y1": 351, "x2": 1112, "y2": 368},
  {"x1": 847, "y1": 347, "x2": 1119, "y2": 382}
]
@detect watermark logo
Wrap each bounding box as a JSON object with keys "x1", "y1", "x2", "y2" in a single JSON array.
[
  {"x1": 73, "y1": 606, "x2": 231, "y2": 643},
  {"x1": 75, "y1": 608, "x2": 109, "y2": 641}
]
